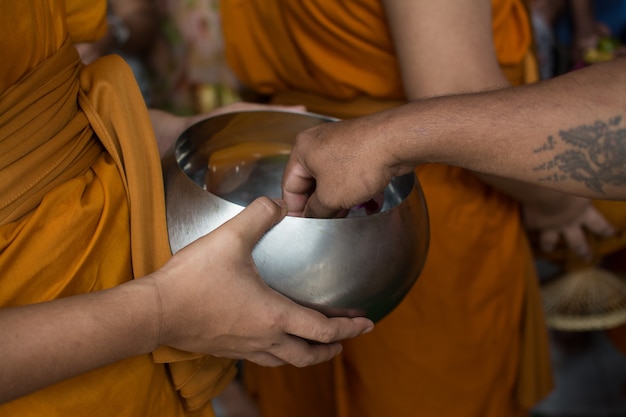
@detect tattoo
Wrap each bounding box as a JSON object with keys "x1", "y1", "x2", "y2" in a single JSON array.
[{"x1": 533, "y1": 116, "x2": 626, "y2": 194}]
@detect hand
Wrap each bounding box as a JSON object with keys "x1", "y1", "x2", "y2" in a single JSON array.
[
  {"x1": 522, "y1": 195, "x2": 615, "y2": 261},
  {"x1": 283, "y1": 117, "x2": 412, "y2": 218},
  {"x1": 150, "y1": 197, "x2": 374, "y2": 367}
]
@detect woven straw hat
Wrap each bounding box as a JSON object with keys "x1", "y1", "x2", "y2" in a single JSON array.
[
  {"x1": 534, "y1": 200, "x2": 626, "y2": 331},
  {"x1": 541, "y1": 267, "x2": 626, "y2": 331}
]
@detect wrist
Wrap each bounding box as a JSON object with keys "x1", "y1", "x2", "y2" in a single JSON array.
[
  {"x1": 112, "y1": 278, "x2": 164, "y2": 354},
  {"x1": 382, "y1": 101, "x2": 439, "y2": 170},
  {"x1": 141, "y1": 270, "x2": 179, "y2": 349}
]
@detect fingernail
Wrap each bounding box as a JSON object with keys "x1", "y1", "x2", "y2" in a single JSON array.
[{"x1": 362, "y1": 323, "x2": 374, "y2": 334}]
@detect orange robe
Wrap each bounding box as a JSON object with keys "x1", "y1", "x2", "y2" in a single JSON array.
[
  {"x1": 0, "y1": 1, "x2": 234, "y2": 415},
  {"x1": 222, "y1": 1, "x2": 553, "y2": 416}
]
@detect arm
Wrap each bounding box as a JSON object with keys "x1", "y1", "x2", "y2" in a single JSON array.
[
  {"x1": 0, "y1": 277, "x2": 158, "y2": 403},
  {"x1": 293, "y1": 0, "x2": 614, "y2": 257},
  {"x1": 282, "y1": 58, "x2": 626, "y2": 219},
  {"x1": 393, "y1": 59, "x2": 626, "y2": 199},
  {"x1": 383, "y1": 0, "x2": 580, "y2": 204},
  {"x1": 0, "y1": 198, "x2": 373, "y2": 404},
  {"x1": 383, "y1": 0, "x2": 506, "y2": 98}
]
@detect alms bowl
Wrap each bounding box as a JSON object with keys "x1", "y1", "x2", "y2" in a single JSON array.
[{"x1": 162, "y1": 110, "x2": 429, "y2": 322}]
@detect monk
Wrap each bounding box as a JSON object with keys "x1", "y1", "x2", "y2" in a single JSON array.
[
  {"x1": 221, "y1": 1, "x2": 617, "y2": 416},
  {"x1": 0, "y1": 1, "x2": 373, "y2": 416}
]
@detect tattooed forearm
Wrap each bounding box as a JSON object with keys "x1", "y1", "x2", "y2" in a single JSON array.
[{"x1": 533, "y1": 115, "x2": 626, "y2": 194}]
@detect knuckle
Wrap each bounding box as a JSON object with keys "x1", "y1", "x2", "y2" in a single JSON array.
[{"x1": 314, "y1": 326, "x2": 339, "y2": 344}]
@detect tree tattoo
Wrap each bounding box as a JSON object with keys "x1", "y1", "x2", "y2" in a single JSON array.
[{"x1": 533, "y1": 115, "x2": 626, "y2": 194}]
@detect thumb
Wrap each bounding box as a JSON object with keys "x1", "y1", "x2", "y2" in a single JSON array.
[{"x1": 219, "y1": 197, "x2": 288, "y2": 251}]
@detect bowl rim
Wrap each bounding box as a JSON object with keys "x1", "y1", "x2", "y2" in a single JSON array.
[{"x1": 169, "y1": 109, "x2": 424, "y2": 223}]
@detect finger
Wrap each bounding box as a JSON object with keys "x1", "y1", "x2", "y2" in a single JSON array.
[
  {"x1": 284, "y1": 310, "x2": 374, "y2": 344},
  {"x1": 282, "y1": 157, "x2": 316, "y2": 216},
  {"x1": 313, "y1": 316, "x2": 374, "y2": 343},
  {"x1": 580, "y1": 207, "x2": 616, "y2": 238},
  {"x1": 259, "y1": 329, "x2": 346, "y2": 368},
  {"x1": 562, "y1": 226, "x2": 591, "y2": 261},
  {"x1": 218, "y1": 197, "x2": 288, "y2": 251},
  {"x1": 264, "y1": 305, "x2": 374, "y2": 367},
  {"x1": 272, "y1": 339, "x2": 344, "y2": 368},
  {"x1": 539, "y1": 229, "x2": 560, "y2": 252}
]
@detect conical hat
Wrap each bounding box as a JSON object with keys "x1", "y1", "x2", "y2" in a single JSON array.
[{"x1": 541, "y1": 267, "x2": 626, "y2": 331}]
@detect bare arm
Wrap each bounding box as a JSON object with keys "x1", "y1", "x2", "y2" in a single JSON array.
[
  {"x1": 0, "y1": 198, "x2": 373, "y2": 404},
  {"x1": 383, "y1": 0, "x2": 586, "y2": 205},
  {"x1": 383, "y1": 0, "x2": 506, "y2": 98},
  {"x1": 283, "y1": 59, "x2": 626, "y2": 221},
  {"x1": 394, "y1": 58, "x2": 626, "y2": 199},
  {"x1": 0, "y1": 279, "x2": 158, "y2": 403}
]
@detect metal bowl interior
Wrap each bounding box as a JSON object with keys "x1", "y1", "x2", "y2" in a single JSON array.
[{"x1": 162, "y1": 110, "x2": 430, "y2": 322}]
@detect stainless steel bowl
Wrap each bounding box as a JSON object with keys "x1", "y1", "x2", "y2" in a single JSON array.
[{"x1": 162, "y1": 110, "x2": 429, "y2": 322}]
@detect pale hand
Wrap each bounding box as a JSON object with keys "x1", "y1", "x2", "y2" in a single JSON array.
[
  {"x1": 149, "y1": 197, "x2": 374, "y2": 367},
  {"x1": 522, "y1": 195, "x2": 615, "y2": 261}
]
